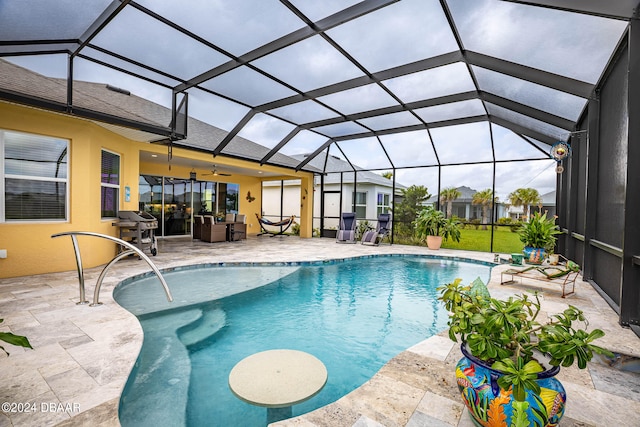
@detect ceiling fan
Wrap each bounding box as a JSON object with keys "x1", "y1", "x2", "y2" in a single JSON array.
[{"x1": 202, "y1": 165, "x2": 232, "y2": 177}]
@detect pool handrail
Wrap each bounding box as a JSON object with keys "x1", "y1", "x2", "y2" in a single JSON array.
[{"x1": 51, "y1": 231, "x2": 173, "y2": 306}]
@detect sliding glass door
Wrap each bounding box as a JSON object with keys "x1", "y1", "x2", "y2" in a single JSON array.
[{"x1": 138, "y1": 175, "x2": 239, "y2": 237}]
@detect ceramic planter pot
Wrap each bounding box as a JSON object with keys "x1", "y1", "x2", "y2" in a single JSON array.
[
  {"x1": 426, "y1": 235, "x2": 442, "y2": 250},
  {"x1": 523, "y1": 246, "x2": 546, "y2": 264},
  {"x1": 456, "y1": 343, "x2": 566, "y2": 427}
]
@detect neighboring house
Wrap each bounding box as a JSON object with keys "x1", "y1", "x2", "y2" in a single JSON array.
[
  {"x1": 0, "y1": 59, "x2": 316, "y2": 278},
  {"x1": 540, "y1": 191, "x2": 557, "y2": 218},
  {"x1": 505, "y1": 191, "x2": 556, "y2": 220},
  {"x1": 426, "y1": 186, "x2": 508, "y2": 221},
  {"x1": 262, "y1": 154, "x2": 406, "y2": 231}
]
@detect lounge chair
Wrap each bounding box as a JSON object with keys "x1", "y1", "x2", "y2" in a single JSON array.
[
  {"x1": 255, "y1": 214, "x2": 295, "y2": 236},
  {"x1": 361, "y1": 213, "x2": 391, "y2": 246},
  {"x1": 336, "y1": 212, "x2": 357, "y2": 243},
  {"x1": 500, "y1": 255, "x2": 579, "y2": 298}
]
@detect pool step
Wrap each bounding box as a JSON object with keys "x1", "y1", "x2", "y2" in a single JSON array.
[
  {"x1": 120, "y1": 308, "x2": 201, "y2": 427},
  {"x1": 178, "y1": 307, "x2": 227, "y2": 350}
]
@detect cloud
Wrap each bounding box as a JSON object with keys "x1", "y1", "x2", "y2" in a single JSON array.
[
  {"x1": 237, "y1": 113, "x2": 296, "y2": 149},
  {"x1": 326, "y1": 0, "x2": 458, "y2": 72},
  {"x1": 337, "y1": 137, "x2": 393, "y2": 170},
  {"x1": 449, "y1": 0, "x2": 626, "y2": 83},
  {"x1": 251, "y1": 35, "x2": 363, "y2": 93},
  {"x1": 279, "y1": 130, "x2": 329, "y2": 156}
]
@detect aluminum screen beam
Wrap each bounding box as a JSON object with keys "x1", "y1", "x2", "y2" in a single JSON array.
[
  {"x1": 212, "y1": 110, "x2": 257, "y2": 156},
  {"x1": 71, "y1": 0, "x2": 131, "y2": 59},
  {"x1": 499, "y1": 0, "x2": 637, "y2": 20},
  {"x1": 260, "y1": 127, "x2": 301, "y2": 165},
  {"x1": 174, "y1": 0, "x2": 398, "y2": 92},
  {"x1": 257, "y1": 51, "x2": 463, "y2": 112},
  {"x1": 465, "y1": 50, "x2": 594, "y2": 98},
  {"x1": 480, "y1": 91, "x2": 575, "y2": 130},
  {"x1": 331, "y1": 115, "x2": 487, "y2": 142},
  {"x1": 300, "y1": 91, "x2": 478, "y2": 129},
  {"x1": 490, "y1": 116, "x2": 557, "y2": 145},
  {"x1": 294, "y1": 139, "x2": 334, "y2": 172}
]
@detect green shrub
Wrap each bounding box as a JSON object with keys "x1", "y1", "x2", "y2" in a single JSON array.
[{"x1": 356, "y1": 220, "x2": 372, "y2": 240}]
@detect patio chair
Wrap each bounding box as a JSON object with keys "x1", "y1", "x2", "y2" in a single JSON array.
[
  {"x1": 193, "y1": 215, "x2": 204, "y2": 240},
  {"x1": 201, "y1": 215, "x2": 226, "y2": 243},
  {"x1": 229, "y1": 214, "x2": 246, "y2": 241},
  {"x1": 361, "y1": 213, "x2": 391, "y2": 246},
  {"x1": 336, "y1": 212, "x2": 357, "y2": 243}
]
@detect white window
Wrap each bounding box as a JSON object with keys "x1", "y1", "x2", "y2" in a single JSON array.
[
  {"x1": 1, "y1": 130, "x2": 68, "y2": 222},
  {"x1": 354, "y1": 191, "x2": 367, "y2": 219},
  {"x1": 377, "y1": 192, "x2": 390, "y2": 215},
  {"x1": 101, "y1": 149, "x2": 120, "y2": 218}
]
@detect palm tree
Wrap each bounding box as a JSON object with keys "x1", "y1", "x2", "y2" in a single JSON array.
[
  {"x1": 508, "y1": 188, "x2": 542, "y2": 220},
  {"x1": 439, "y1": 187, "x2": 461, "y2": 219},
  {"x1": 381, "y1": 171, "x2": 393, "y2": 179},
  {"x1": 472, "y1": 189, "x2": 497, "y2": 230}
]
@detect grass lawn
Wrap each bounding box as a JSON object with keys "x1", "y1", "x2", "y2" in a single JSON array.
[{"x1": 441, "y1": 226, "x2": 523, "y2": 254}]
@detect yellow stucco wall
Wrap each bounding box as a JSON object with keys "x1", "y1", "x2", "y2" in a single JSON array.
[{"x1": 0, "y1": 102, "x2": 313, "y2": 279}]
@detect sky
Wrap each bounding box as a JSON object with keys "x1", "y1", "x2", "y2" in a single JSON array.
[{"x1": 1, "y1": 0, "x2": 627, "y2": 200}]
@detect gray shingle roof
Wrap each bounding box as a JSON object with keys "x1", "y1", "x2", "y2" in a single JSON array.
[
  {"x1": 0, "y1": 59, "x2": 317, "y2": 172},
  {"x1": 292, "y1": 154, "x2": 406, "y2": 189},
  {"x1": 426, "y1": 185, "x2": 478, "y2": 203}
]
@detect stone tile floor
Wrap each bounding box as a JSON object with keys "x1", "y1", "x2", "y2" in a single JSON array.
[{"x1": 0, "y1": 236, "x2": 639, "y2": 427}]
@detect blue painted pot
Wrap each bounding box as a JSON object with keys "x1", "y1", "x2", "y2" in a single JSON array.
[
  {"x1": 456, "y1": 343, "x2": 566, "y2": 427},
  {"x1": 523, "y1": 246, "x2": 546, "y2": 264}
]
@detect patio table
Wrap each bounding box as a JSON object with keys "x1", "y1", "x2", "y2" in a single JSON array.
[{"x1": 228, "y1": 349, "x2": 327, "y2": 424}]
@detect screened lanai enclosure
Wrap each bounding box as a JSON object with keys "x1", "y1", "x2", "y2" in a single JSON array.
[{"x1": 1, "y1": 1, "x2": 639, "y2": 329}]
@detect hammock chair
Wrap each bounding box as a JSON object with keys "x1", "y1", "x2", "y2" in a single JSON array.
[{"x1": 255, "y1": 214, "x2": 296, "y2": 236}]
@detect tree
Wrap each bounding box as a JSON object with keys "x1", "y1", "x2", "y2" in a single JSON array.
[
  {"x1": 508, "y1": 188, "x2": 542, "y2": 220},
  {"x1": 439, "y1": 187, "x2": 461, "y2": 219},
  {"x1": 381, "y1": 171, "x2": 393, "y2": 180},
  {"x1": 394, "y1": 185, "x2": 431, "y2": 236},
  {"x1": 472, "y1": 189, "x2": 497, "y2": 230}
]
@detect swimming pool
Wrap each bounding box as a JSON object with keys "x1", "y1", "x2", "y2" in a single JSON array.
[{"x1": 114, "y1": 255, "x2": 492, "y2": 426}]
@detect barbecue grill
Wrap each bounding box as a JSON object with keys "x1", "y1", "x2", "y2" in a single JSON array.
[{"x1": 113, "y1": 211, "x2": 158, "y2": 256}]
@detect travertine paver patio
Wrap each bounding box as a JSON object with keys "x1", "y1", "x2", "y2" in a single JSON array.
[{"x1": 1, "y1": 236, "x2": 639, "y2": 427}]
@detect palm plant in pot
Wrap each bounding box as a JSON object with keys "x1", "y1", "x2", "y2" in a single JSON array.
[
  {"x1": 518, "y1": 211, "x2": 562, "y2": 264},
  {"x1": 414, "y1": 206, "x2": 461, "y2": 250},
  {"x1": 438, "y1": 278, "x2": 612, "y2": 427}
]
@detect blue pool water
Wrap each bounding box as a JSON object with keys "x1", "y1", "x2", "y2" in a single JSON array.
[{"x1": 114, "y1": 255, "x2": 491, "y2": 426}]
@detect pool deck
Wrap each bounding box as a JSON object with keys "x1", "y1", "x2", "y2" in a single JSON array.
[{"x1": 1, "y1": 236, "x2": 639, "y2": 427}]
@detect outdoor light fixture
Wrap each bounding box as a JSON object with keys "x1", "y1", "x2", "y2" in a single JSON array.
[{"x1": 190, "y1": 170, "x2": 197, "y2": 181}]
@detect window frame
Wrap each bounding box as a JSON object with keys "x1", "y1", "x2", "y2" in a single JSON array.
[
  {"x1": 1, "y1": 129, "x2": 69, "y2": 223},
  {"x1": 377, "y1": 192, "x2": 390, "y2": 216},
  {"x1": 354, "y1": 190, "x2": 367, "y2": 219},
  {"x1": 100, "y1": 149, "x2": 121, "y2": 219}
]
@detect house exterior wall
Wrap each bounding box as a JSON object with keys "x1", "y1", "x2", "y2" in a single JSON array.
[
  {"x1": 0, "y1": 102, "x2": 313, "y2": 278},
  {"x1": 0, "y1": 102, "x2": 140, "y2": 278},
  {"x1": 262, "y1": 181, "x2": 395, "y2": 232}
]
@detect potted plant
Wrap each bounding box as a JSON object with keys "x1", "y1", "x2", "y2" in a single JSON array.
[
  {"x1": 438, "y1": 278, "x2": 612, "y2": 427},
  {"x1": 518, "y1": 211, "x2": 562, "y2": 264},
  {"x1": 414, "y1": 206, "x2": 461, "y2": 250}
]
